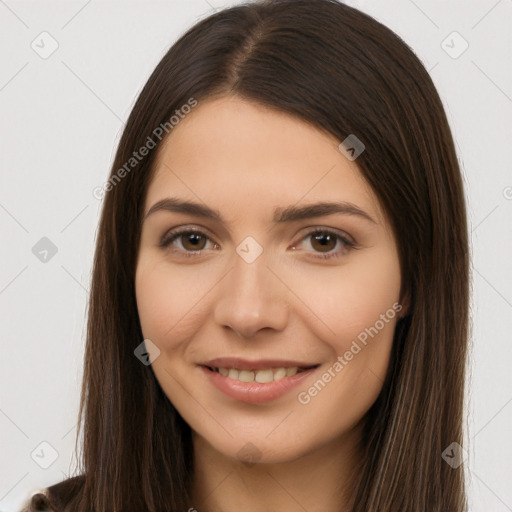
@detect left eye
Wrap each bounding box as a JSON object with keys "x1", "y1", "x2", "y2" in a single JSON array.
[
  {"x1": 159, "y1": 228, "x2": 356, "y2": 260},
  {"x1": 291, "y1": 229, "x2": 356, "y2": 259}
]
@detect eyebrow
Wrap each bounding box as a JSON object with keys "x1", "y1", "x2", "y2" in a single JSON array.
[{"x1": 143, "y1": 197, "x2": 377, "y2": 224}]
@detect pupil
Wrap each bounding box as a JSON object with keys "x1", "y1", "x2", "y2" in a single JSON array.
[
  {"x1": 313, "y1": 233, "x2": 334, "y2": 252},
  {"x1": 185, "y1": 233, "x2": 205, "y2": 250}
]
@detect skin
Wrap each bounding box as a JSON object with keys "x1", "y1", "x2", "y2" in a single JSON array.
[{"x1": 135, "y1": 95, "x2": 405, "y2": 512}]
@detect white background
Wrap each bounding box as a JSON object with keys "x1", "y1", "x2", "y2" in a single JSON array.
[{"x1": 0, "y1": 1, "x2": 511, "y2": 511}]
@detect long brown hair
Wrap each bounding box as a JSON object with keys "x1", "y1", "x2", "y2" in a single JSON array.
[{"x1": 67, "y1": 0, "x2": 470, "y2": 510}]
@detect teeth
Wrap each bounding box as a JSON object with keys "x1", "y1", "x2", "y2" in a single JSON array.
[
  {"x1": 214, "y1": 366, "x2": 302, "y2": 383},
  {"x1": 238, "y1": 370, "x2": 254, "y2": 382}
]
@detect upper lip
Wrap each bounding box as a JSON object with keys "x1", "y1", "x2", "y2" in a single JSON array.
[{"x1": 200, "y1": 357, "x2": 320, "y2": 371}]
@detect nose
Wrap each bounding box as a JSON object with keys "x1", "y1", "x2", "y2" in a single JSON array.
[{"x1": 213, "y1": 250, "x2": 289, "y2": 339}]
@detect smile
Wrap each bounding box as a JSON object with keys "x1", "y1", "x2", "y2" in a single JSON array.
[
  {"x1": 200, "y1": 363, "x2": 321, "y2": 404},
  {"x1": 205, "y1": 365, "x2": 316, "y2": 383}
]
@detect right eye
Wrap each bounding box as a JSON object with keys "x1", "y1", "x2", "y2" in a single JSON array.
[{"x1": 159, "y1": 227, "x2": 219, "y2": 257}]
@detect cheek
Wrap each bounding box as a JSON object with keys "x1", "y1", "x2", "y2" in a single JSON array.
[
  {"x1": 289, "y1": 251, "x2": 401, "y2": 411},
  {"x1": 291, "y1": 257, "x2": 400, "y2": 425},
  {"x1": 292, "y1": 251, "x2": 401, "y2": 344},
  {"x1": 135, "y1": 257, "x2": 210, "y2": 344}
]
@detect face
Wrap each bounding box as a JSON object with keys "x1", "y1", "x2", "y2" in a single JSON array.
[{"x1": 135, "y1": 95, "x2": 403, "y2": 465}]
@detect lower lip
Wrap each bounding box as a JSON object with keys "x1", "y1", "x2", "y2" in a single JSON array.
[{"x1": 200, "y1": 365, "x2": 319, "y2": 404}]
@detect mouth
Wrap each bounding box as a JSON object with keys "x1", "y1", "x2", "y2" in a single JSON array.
[
  {"x1": 201, "y1": 364, "x2": 320, "y2": 384},
  {"x1": 199, "y1": 361, "x2": 321, "y2": 404}
]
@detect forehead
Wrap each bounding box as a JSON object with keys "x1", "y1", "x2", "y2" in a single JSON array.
[{"x1": 146, "y1": 96, "x2": 385, "y2": 226}]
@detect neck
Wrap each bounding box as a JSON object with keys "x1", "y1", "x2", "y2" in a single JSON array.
[{"x1": 188, "y1": 426, "x2": 363, "y2": 512}]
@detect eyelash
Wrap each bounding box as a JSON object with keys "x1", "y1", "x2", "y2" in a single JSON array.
[{"x1": 159, "y1": 226, "x2": 358, "y2": 261}]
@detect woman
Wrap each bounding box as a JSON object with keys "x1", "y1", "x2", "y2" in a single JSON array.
[{"x1": 23, "y1": 0, "x2": 470, "y2": 510}]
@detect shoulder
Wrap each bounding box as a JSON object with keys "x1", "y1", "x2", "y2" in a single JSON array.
[{"x1": 21, "y1": 474, "x2": 85, "y2": 512}]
